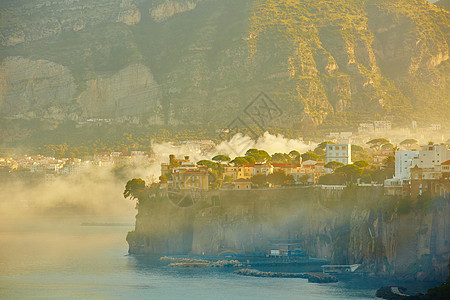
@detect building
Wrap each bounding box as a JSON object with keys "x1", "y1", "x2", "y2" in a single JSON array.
[
  {"x1": 412, "y1": 145, "x2": 450, "y2": 169},
  {"x1": 233, "y1": 178, "x2": 252, "y2": 190},
  {"x1": 384, "y1": 178, "x2": 411, "y2": 197},
  {"x1": 223, "y1": 165, "x2": 254, "y2": 180},
  {"x1": 172, "y1": 166, "x2": 209, "y2": 190},
  {"x1": 358, "y1": 123, "x2": 374, "y2": 134},
  {"x1": 253, "y1": 163, "x2": 274, "y2": 176},
  {"x1": 394, "y1": 151, "x2": 420, "y2": 180},
  {"x1": 326, "y1": 144, "x2": 351, "y2": 166},
  {"x1": 410, "y1": 164, "x2": 449, "y2": 200},
  {"x1": 374, "y1": 121, "x2": 392, "y2": 132}
]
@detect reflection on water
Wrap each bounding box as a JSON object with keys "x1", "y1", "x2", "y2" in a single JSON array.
[{"x1": 0, "y1": 215, "x2": 432, "y2": 300}]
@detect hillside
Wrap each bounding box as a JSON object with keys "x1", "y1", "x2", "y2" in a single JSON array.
[{"x1": 0, "y1": 0, "x2": 448, "y2": 142}]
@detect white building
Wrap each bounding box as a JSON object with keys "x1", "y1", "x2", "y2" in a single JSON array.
[
  {"x1": 358, "y1": 123, "x2": 374, "y2": 134},
  {"x1": 374, "y1": 121, "x2": 392, "y2": 132},
  {"x1": 412, "y1": 144, "x2": 450, "y2": 169},
  {"x1": 394, "y1": 151, "x2": 419, "y2": 180},
  {"x1": 326, "y1": 144, "x2": 351, "y2": 165}
]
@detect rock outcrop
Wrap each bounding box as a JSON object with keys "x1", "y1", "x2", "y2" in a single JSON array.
[
  {"x1": 77, "y1": 64, "x2": 162, "y2": 119},
  {"x1": 0, "y1": 57, "x2": 76, "y2": 116}
]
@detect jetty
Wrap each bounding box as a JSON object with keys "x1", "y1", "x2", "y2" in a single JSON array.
[
  {"x1": 234, "y1": 269, "x2": 338, "y2": 283},
  {"x1": 321, "y1": 264, "x2": 360, "y2": 274}
]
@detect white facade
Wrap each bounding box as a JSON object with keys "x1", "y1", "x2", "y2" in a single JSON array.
[
  {"x1": 394, "y1": 151, "x2": 419, "y2": 180},
  {"x1": 326, "y1": 144, "x2": 351, "y2": 165},
  {"x1": 374, "y1": 121, "x2": 392, "y2": 132},
  {"x1": 412, "y1": 145, "x2": 450, "y2": 169}
]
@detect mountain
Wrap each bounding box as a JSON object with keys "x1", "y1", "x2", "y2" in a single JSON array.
[{"x1": 0, "y1": 0, "x2": 448, "y2": 139}]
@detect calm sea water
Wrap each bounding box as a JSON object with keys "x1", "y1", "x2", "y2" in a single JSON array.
[{"x1": 0, "y1": 215, "x2": 433, "y2": 300}]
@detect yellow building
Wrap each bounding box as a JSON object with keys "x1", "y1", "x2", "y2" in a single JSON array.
[{"x1": 172, "y1": 166, "x2": 209, "y2": 190}]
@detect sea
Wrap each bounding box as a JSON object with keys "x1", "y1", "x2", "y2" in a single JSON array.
[{"x1": 0, "y1": 214, "x2": 437, "y2": 300}]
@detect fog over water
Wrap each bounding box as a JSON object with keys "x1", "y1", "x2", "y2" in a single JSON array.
[{"x1": 0, "y1": 132, "x2": 442, "y2": 299}]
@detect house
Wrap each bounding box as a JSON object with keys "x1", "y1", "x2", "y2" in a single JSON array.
[
  {"x1": 326, "y1": 144, "x2": 351, "y2": 173},
  {"x1": 374, "y1": 121, "x2": 392, "y2": 132},
  {"x1": 394, "y1": 151, "x2": 419, "y2": 180},
  {"x1": 223, "y1": 165, "x2": 254, "y2": 180},
  {"x1": 233, "y1": 178, "x2": 252, "y2": 190},
  {"x1": 253, "y1": 163, "x2": 274, "y2": 176},
  {"x1": 172, "y1": 166, "x2": 209, "y2": 190},
  {"x1": 410, "y1": 162, "x2": 450, "y2": 200},
  {"x1": 358, "y1": 123, "x2": 374, "y2": 134},
  {"x1": 412, "y1": 144, "x2": 450, "y2": 169}
]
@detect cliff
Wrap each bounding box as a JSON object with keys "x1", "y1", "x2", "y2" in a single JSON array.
[
  {"x1": 0, "y1": 0, "x2": 448, "y2": 132},
  {"x1": 127, "y1": 187, "x2": 450, "y2": 282}
]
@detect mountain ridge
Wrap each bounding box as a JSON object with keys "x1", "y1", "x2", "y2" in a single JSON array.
[{"x1": 0, "y1": 0, "x2": 448, "y2": 140}]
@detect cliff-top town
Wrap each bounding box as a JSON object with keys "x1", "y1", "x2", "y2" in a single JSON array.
[{"x1": 2, "y1": 121, "x2": 449, "y2": 201}]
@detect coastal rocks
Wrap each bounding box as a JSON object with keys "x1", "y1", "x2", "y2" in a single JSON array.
[
  {"x1": 160, "y1": 256, "x2": 244, "y2": 268},
  {"x1": 0, "y1": 57, "x2": 76, "y2": 116},
  {"x1": 376, "y1": 286, "x2": 412, "y2": 300},
  {"x1": 234, "y1": 269, "x2": 338, "y2": 283},
  {"x1": 77, "y1": 64, "x2": 162, "y2": 119}
]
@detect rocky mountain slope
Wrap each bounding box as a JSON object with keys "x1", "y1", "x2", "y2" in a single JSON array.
[{"x1": 0, "y1": 0, "x2": 448, "y2": 131}]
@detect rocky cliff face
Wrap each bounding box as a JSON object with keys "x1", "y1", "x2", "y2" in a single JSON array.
[
  {"x1": 0, "y1": 57, "x2": 77, "y2": 117},
  {"x1": 0, "y1": 0, "x2": 448, "y2": 129},
  {"x1": 128, "y1": 187, "x2": 450, "y2": 282},
  {"x1": 77, "y1": 64, "x2": 162, "y2": 120}
]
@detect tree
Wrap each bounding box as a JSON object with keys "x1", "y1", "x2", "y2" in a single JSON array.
[
  {"x1": 159, "y1": 174, "x2": 168, "y2": 182},
  {"x1": 245, "y1": 149, "x2": 271, "y2": 162},
  {"x1": 335, "y1": 164, "x2": 363, "y2": 182},
  {"x1": 289, "y1": 150, "x2": 301, "y2": 163},
  {"x1": 317, "y1": 141, "x2": 335, "y2": 149},
  {"x1": 244, "y1": 155, "x2": 256, "y2": 164},
  {"x1": 267, "y1": 170, "x2": 293, "y2": 186},
  {"x1": 230, "y1": 157, "x2": 249, "y2": 166},
  {"x1": 383, "y1": 156, "x2": 395, "y2": 169},
  {"x1": 301, "y1": 151, "x2": 321, "y2": 162},
  {"x1": 299, "y1": 174, "x2": 310, "y2": 185},
  {"x1": 367, "y1": 138, "x2": 390, "y2": 151},
  {"x1": 197, "y1": 160, "x2": 218, "y2": 169},
  {"x1": 251, "y1": 174, "x2": 267, "y2": 187},
  {"x1": 289, "y1": 150, "x2": 300, "y2": 158},
  {"x1": 353, "y1": 160, "x2": 369, "y2": 168},
  {"x1": 212, "y1": 155, "x2": 231, "y2": 163},
  {"x1": 318, "y1": 173, "x2": 347, "y2": 185},
  {"x1": 381, "y1": 143, "x2": 394, "y2": 150},
  {"x1": 325, "y1": 161, "x2": 344, "y2": 170},
  {"x1": 400, "y1": 139, "x2": 418, "y2": 149},
  {"x1": 271, "y1": 153, "x2": 290, "y2": 163},
  {"x1": 123, "y1": 178, "x2": 146, "y2": 202}
]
